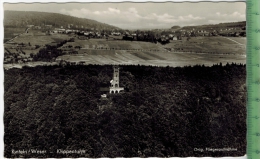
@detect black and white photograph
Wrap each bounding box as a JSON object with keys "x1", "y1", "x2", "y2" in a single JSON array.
[{"x1": 3, "y1": 1, "x2": 246, "y2": 158}]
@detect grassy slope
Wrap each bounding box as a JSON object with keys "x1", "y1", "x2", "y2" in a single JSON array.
[
  {"x1": 62, "y1": 36, "x2": 246, "y2": 55},
  {"x1": 4, "y1": 34, "x2": 246, "y2": 66},
  {"x1": 10, "y1": 33, "x2": 71, "y2": 46},
  {"x1": 181, "y1": 21, "x2": 246, "y2": 30},
  {"x1": 4, "y1": 27, "x2": 27, "y2": 42},
  {"x1": 164, "y1": 36, "x2": 246, "y2": 54}
]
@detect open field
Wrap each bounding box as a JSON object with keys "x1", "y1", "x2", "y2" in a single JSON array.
[
  {"x1": 60, "y1": 36, "x2": 246, "y2": 55},
  {"x1": 10, "y1": 32, "x2": 71, "y2": 46},
  {"x1": 223, "y1": 37, "x2": 246, "y2": 45},
  {"x1": 4, "y1": 34, "x2": 246, "y2": 68},
  {"x1": 164, "y1": 36, "x2": 246, "y2": 54},
  {"x1": 4, "y1": 27, "x2": 27, "y2": 42},
  {"x1": 182, "y1": 36, "x2": 237, "y2": 44},
  {"x1": 20, "y1": 48, "x2": 42, "y2": 55},
  {"x1": 62, "y1": 38, "x2": 163, "y2": 50},
  {"x1": 6, "y1": 32, "x2": 246, "y2": 55},
  {"x1": 4, "y1": 50, "x2": 246, "y2": 70},
  {"x1": 57, "y1": 50, "x2": 246, "y2": 67}
]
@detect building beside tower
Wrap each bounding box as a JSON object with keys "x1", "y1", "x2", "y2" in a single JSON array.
[{"x1": 109, "y1": 66, "x2": 124, "y2": 93}]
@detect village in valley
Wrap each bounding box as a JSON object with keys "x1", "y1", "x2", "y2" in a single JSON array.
[{"x1": 4, "y1": 10, "x2": 246, "y2": 69}]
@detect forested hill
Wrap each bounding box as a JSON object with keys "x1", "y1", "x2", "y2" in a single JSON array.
[
  {"x1": 180, "y1": 21, "x2": 246, "y2": 30},
  {"x1": 4, "y1": 10, "x2": 120, "y2": 30},
  {"x1": 4, "y1": 64, "x2": 246, "y2": 158}
]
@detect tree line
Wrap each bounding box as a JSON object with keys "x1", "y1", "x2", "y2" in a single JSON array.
[{"x1": 32, "y1": 38, "x2": 75, "y2": 61}]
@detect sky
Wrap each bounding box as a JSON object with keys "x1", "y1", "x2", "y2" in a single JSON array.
[{"x1": 3, "y1": 2, "x2": 246, "y2": 29}]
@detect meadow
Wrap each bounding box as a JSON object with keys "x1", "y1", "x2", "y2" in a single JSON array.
[
  {"x1": 4, "y1": 27, "x2": 26, "y2": 42},
  {"x1": 62, "y1": 38, "x2": 163, "y2": 51},
  {"x1": 4, "y1": 33, "x2": 246, "y2": 67},
  {"x1": 10, "y1": 32, "x2": 71, "y2": 46},
  {"x1": 61, "y1": 36, "x2": 246, "y2": 55},
  {"x1": 57, "y1": 50, "x2": 246, "y2": 67},
  {"x1": 57, "y1": 36, "x2": 246, "y2": 67},
  {"x1": 164, "y1": 36, "x2": 246, "y2": 55},
  {"x1": 224, "y1": 37, "x2": 246, "y2": 45},
  {"x1": 4, "y1": 32, "x2": 72, "y2": 60}
]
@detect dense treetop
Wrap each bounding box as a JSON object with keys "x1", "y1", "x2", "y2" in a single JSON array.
[{"x1": 4, "y1": 64, "x2": 246, "y2": 158}]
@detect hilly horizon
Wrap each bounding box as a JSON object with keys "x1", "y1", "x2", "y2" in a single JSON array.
[
  {"x1": 4, "y1": 10, "x2": 246, "y2": 31},
  {"x1": 180, "y1": 21, "x2": 246, "y2": 31},
  {"x1": 4, "y1": 10, "x2": 121, "y2": 31}
]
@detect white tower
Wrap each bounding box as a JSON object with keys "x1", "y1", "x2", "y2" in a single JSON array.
[{"x1": 109, "y1": 66, "x2": 124, "y2": 93}]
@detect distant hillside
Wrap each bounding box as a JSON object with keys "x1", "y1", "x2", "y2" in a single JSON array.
[
  {"x1": 181, "y1": 21, "x2": 246, "y2": 31},
  {"x1": 171, "y1": 26, "x2": 181, "y2": 30},
  {"x1": 4, "y1": 10, "x2": 121, "y2": 31}
]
